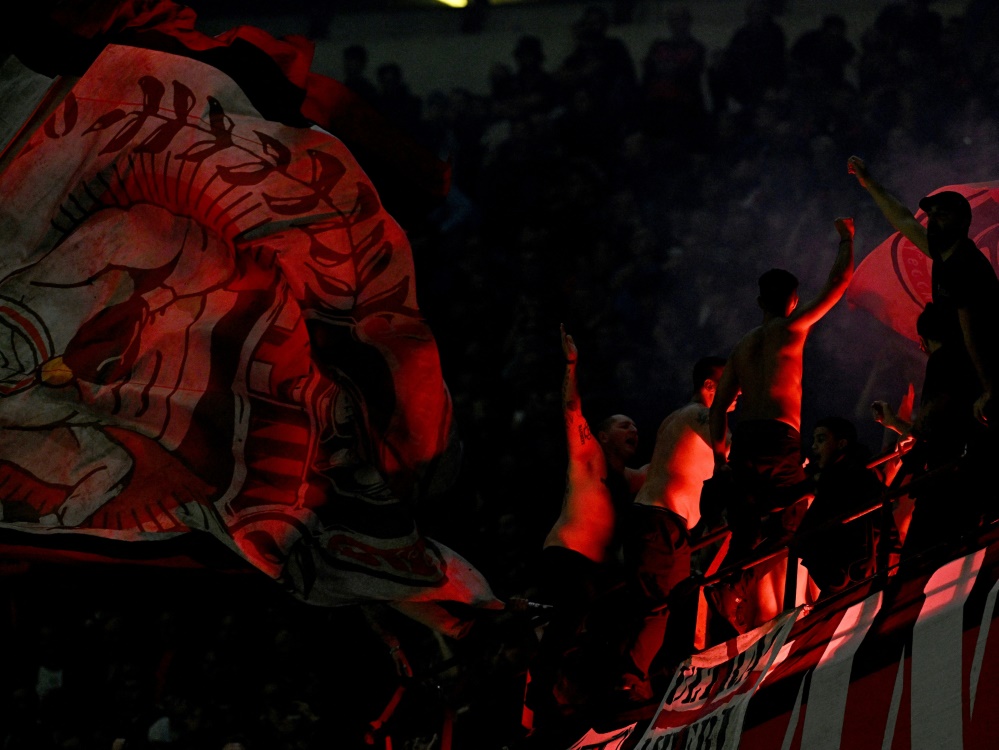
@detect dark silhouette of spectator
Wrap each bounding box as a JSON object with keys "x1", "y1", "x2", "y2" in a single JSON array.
[
  {"x1": 790, "y1": 15, "x2": 856, "y2": 88},
  {"x1": 476, "y1": 116, "x2": 559, "y2": 243},
  {"x1": 849, "y1": 157, "x2": 999, "y2": 424},
  {"x1": 374, "y1": 62, "x2": 423, "y2": 139},
  {"x1": 488, "y1": 62, "x2": 516, "y2": 108},
  {"x1": 342, "y1": 44, "x2": 378, "y2": 104},
  {"x1": 873, "y1": 302, "x2": 988, "y2": 558},
  {"x1": 784, "y1": 15, "x2": 858, "y2": 146},
  {"x1": 491, "y1": 35, "x2": 559, "y2": 123},
  {"x1": 638, "y1": 6, "x2": 709, "y2": 146},
  {"x1": 874, "y1": 0, "x2": 944, "y2": 75},
  {"x1": 434, "y1": 87, "x2": 490, "y2": 194},
  {"x1": 708, "y1": 0, "x2": 787, "y2": 115},
  {"x1": 555, "y1": 5, "x2": 639, "y2": 130},
  {"x1": 421, "y1": 88, "x2": 459, "y2": 162},
  {"x1": 796, "y1": 416, "x2": 885, "y2": 598},
  {"x1": 553, "y1": 87, "x2": 623, "y2": 171}
]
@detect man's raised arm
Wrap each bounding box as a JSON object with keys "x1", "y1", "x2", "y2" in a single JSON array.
[
  {"x1": 847, "y1": 156, "x2": 929, "y2": 256},
  {"x1": 788, "y1": 218, "x2": 856, "y2": 330},
  {"x1": 560, "y1": 324, "x2": 598, "y2": 458}
]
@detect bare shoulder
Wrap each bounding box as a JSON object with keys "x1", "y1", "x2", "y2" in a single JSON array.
[
  {"x1": 736, "y1": 326, "x2": 764, "y2": 348},
  {"x1": 672, "y1": 401, "x2": 708, "y2": 425},
  {"x1": 731, "y1": 326, "x2": 763, "y2": 363},
  {"x1": 658, "y1": 409, "x2": 678, "y2": 431},
  {"x1": 691, "y1": 402, "x2": 710, "y2": 426}
]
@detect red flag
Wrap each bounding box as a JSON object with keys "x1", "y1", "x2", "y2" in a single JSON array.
[
  {"x1": 846, "y1": 182, "x2": 999, "y2": 341},
  {"x1": 0, "y1": 40, "x2": 497, "y2": 631}
]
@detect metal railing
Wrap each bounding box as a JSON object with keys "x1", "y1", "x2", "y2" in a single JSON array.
[{"x1": 679, "y1": 442, "x2": 972, "y2": 651}]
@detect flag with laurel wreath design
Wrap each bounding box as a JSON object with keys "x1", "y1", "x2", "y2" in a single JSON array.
[{"x1": 0, "y1": 42, "x2": 498, "y2": 633}]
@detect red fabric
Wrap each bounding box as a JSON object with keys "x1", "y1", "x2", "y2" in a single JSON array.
[
  {"x1": 0, "y1": 42, "x2": 492, "y2": 625},
  {"x1": 5, "y1": 0, "x2": 449, "y2": 201}
]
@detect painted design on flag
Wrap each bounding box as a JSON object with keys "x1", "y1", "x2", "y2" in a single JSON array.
[
  {"x1": 0, "y1": 45, "x2": 496, "y2": 616},
  {"x1": 846, "y1": 182, "x2": 999, "y2": 341}
]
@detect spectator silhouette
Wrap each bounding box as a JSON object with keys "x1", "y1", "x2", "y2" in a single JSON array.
[
  {"x1": 638, "y1": 6, "x2": 709, "y2": 146},
  {"x1": 789, "y1": 15, "x2": 855, "y2": 88},
  {"x1": 374, "y1": 62, "x2": 423, "y2": 139},
  {"x1": 342, "y1": 44, "x2": 378, "y2": 104},
  {"x1": 708, "y1": 0, "x2": 787, "y2": 115},
  {"x1": 555, "y1": 5, "x2": 639, "y2": 131},
  {"x1": 873, "y1": 302, "x2": 989, "y2": 558},
  {"x1": 796, "y1": 417, "x2": 885, "y2": 598},
  {"x1": 491, "y1": 35, "x2": 558, "y2": 122}
]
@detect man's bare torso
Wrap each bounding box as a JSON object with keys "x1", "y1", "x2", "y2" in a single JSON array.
[
  {"x1": 634, "y1": 403, "x2": 713, "y2": 529},
  {"x1": 730, "y1": 319, "x2": 806, "y2": 432},
  {"x1": 543, "y1": 448, "x2": 617, "y2": 562}
]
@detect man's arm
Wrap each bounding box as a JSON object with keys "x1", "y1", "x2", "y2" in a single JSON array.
[
  {"x1": 560, "y1": 324, "x2": 599, "y2": 459},
  {"x1": 788, "y1": 217, "x2": 855, "y2": 330},
  {"x1": 626, "y1": 465, "x2": 649, "y2": 494},
  {"x1": 847, "y1": 156, "x2": 929, "y2": 256},
  {"x1": 709, "y1": 360, "x2": 739, "y2": 471},
  {"x1": 958, "y1": 308, "x2": 994, "y2": 423},
  {"x1": 872, "y1": 399, "x2": 914, "y2": 438}
]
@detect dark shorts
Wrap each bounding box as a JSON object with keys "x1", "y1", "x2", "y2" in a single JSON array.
[
  {"x1": 624, "y1": 504, "x2": 691, "y2": 604},
  {"x1": 726, "y1": 419, "x2": 809, "y2": 556},
  {"x1": 527, "y1": 546, "x2": 611, "y2": 714},
  {"x1": 728, "y1": 419, "x2": 808, "y2": 502}
]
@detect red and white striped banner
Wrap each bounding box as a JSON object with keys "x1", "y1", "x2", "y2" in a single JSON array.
[{"x1": 567, "y1": 529, "x2": 999, "y2": 749}]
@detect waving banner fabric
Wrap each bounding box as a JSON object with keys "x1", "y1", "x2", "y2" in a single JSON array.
[
  {"x1": 0, "y1": 43, "x2": 498, "y2": 630},
  {"x1": 2, "y1": 0, "x2": 449, "y2": 225}
]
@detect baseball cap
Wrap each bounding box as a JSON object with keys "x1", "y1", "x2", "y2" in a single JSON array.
[{"x1": 918, "y1": 190, "x2": 972, "y2": 227}]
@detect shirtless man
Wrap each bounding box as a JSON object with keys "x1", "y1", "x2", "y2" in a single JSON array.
[
  {"x1": 612, "y1": 356, "x2": 730, "y2": 700},
  {"x1": 708, "y1": 217, "x2": 854, "y2": 631},
  {"x1": 527, "y1": 324, "x2": 645, "y2": 720}
]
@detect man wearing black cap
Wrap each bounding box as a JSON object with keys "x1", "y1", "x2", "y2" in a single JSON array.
[{"x1": 848, "y1": 156, "x2": 999, "y2": 426}]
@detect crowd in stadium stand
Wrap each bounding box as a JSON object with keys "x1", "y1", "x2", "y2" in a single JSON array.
[{"x1": 3, "y1": 0, "x2": 999, "y2": 747}]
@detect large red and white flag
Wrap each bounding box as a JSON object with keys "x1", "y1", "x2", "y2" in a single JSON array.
[
  {"x1": 846, "y1": 182, "x2": 999, "y2": 342},
  {"x1": 0, "y1": 34, "x2": 497, "y2": 631}
]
